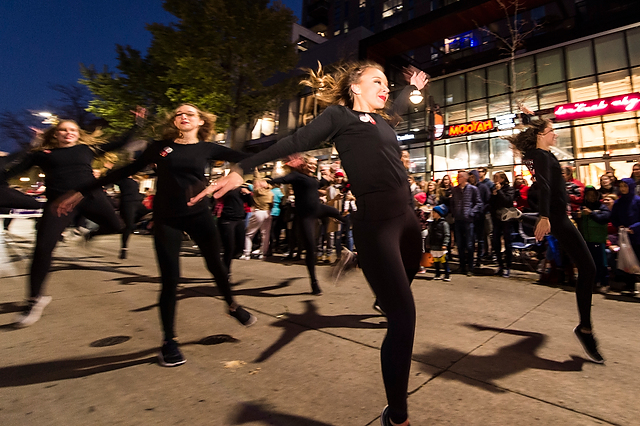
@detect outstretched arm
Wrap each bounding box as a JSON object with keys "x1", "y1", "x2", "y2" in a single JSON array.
[{"x1": 188, "y1": 107, "x2": 345, "y2": 204}]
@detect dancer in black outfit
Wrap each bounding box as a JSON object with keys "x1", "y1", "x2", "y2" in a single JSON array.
[
  {"x1": 58, "y1": 104, "x2": 256, "y2": 367},
  {"x1": 268, "y1": 157, "x2": 346, "y2": 295},
  {"x1": 190, "y1": 62, "x2": 428, "y2": 426},
  {"x1": 218, "y1": 186, "x2": 253, "y2": 281},
  {"x1": 2, "y1": 120, "x2": 138, "y2": 327},
  {"x1": 507, "y1": 118, "x2": 604, "y2": 364},
  {"x1": 113, "y1": 174, "x2": 148, "y2": 259}
]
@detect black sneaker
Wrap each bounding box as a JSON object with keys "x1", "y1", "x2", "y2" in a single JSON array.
[
  {"x1": 311, "y1": 280, "x2": 323, "y2": 296},
  {"x1": 380, "y1": 405, "x2": 410, "y2": 426},
  {"x1": 14, "y1": 295, "x2": 52, "y2": 327},
  {"x1": 119, "y1": 248, "x2": 128, "y2": 259},
  {"x1": 158, "y1": 339, "x2": 186, "y2": 367},
  {"x1": 229, "y1": 305, "x2": 257, "y2": 326},
  {"x1": 573, "y1": 326, "x2": 604, "y2": 364}
]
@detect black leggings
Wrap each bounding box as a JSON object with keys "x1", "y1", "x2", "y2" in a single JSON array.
[
  {"x1": 154, "y1": 211, "x2": 234, "y2": 341},
  {"x1": 298, "y1": 204, "x2": 344, "y2": 286},
  {"x1": 30, "y1": 191, "x2": 123, "y2": 298},
  {"x1": 119, "y1": 200, "x2": 148, "y2": 249},
  {"x1": 550, "y1": 213, "x2": 596, "y2": 329},
  {"x1": 352, "y1": 199, "x2": 422, "y2": 425},
  {"x1": 0, "y1": 186, "x2": 42, "y2": 210},
  {"x1": 218, "y1": 218, "x2": 245, "y2": 274}
]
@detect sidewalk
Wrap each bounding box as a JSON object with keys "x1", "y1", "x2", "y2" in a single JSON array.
[{"x1": 1, "y1": 218, "x2": 639, "y2": 425}]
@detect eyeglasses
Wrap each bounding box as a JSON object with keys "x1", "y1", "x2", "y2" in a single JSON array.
[
  {"x1": 174, "y1": 112, "x2": 198, "y2": 119},
  {"x1": 539, "y1": 129, "x2": 556, "y2": 136}
]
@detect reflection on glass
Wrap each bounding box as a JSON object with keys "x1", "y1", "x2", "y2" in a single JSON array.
[
  {"x1": 566, "y1": 41, "x2": 595, "y2": 79},
  {"x1": 469, "y1": 140, "x2": 489, "y2": 167},
  {"x1": 537, "y1": 49, "x2": 565, "y2": 85},
  {"x1": 448, "y1": 142, "x2": 469, "y2": 170},
  {"x1": 490, "y1": 138, "x2": 513, "y2": 166},
  {"x1": 594, "y1": 33, "x2": 627, "y2": 73},
  {"x1": 466, "y1": 69, "x2": 486, "y2": 100},
  {"x1": 568, "y1": 77, "x2": 598, "y2": 102},
  {"x1": 598, "y1": 70, "x2": 631, "y2": 98}
]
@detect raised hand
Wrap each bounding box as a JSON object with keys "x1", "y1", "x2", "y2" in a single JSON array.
[{"x1": 403, "y1": 66, "x2": 429, "y2": 91}]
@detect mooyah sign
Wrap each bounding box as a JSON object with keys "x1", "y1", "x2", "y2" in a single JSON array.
[
  {"x1": 447, "y1": 119, "x2": 494, "y2": 136},
  {"x1": 554, "y1": 93, "x2": 640, "y2": 120}
]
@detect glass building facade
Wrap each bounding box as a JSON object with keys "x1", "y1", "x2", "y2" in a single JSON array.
[{"x1": 393, "y1": 23, "x2": 640, "y2": 186}]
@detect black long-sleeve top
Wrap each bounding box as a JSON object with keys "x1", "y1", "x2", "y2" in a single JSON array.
[
  {"x1": 239, "y1": 86, "x2": 415, "y2": 203},
  {"x1": 78, "y1": 140, "x2": 247, "y2": 220},
  {"x1": 1, "y1": 128, "x2": 136, "y2": 201},
  {"x1": 522, "y1": 148, "x2": 568, "y2": 217},
  {"x1": 269, "y1": 170, "x2": 328, "y2": 216},
  {"x1": 489, "y1": 183, "x2": 515, "y2": 217},
  {"x1": 220, "y1": 187, "x2": 253, "y2": 221}
]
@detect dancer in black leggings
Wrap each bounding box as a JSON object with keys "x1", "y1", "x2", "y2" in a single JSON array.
[
  {"x1": 268, "y1": 157, "x2": 345, "y2": 295},
  {"x1": 58, "y1": 104, "x2": 256, "y2": 367},
  {"x1": 190, "y1": 62, "x2": 428, "y2": 426},
  {"x1": 2, "y1": 120, "x2": 139, "y2": 327},
  {"x1": 507, "y1": 118, "x2": 604, "y2": 364},
  {"x1": 218, "y1": 186, "x2": 253, "y2": 281}
]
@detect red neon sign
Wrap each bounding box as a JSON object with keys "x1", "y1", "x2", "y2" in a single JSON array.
[
  {"x1": 554, "y1": 93, "x2": 640, "y2": 121},
  {"x1": 447, "y1": 119, "x2": 494, "y2": 137}
]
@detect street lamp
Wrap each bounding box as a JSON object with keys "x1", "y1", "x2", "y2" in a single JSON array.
[
  {"x1": 409, "y1": 90, "x2": 423, "y2": 104},
  {"x1": 32, "y1": 111, "x2": 58, "y2": 125}
]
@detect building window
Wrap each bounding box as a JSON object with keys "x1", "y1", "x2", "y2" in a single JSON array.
[
  {"x1": 567, "y1": 77, "x2": 598, "y2": 102},
  {"x1": 487, "y1": 64, "x2": 509, "y2": 96},
  {"x1": 627, "y1": 28, "x2": 640, "y2": 67},
  {"x1": 594, "y1": 33, "x2": 628, "y2": 73},
  {"x1": 382, "y1": 0, "x2": 403, "y2": 18},
  {"x1": 445, "y1": 74, "x2": 465, "y2": 105},
  {"x1": 443, "y1": 32, "x2": 476, "y2": 54},
  {"x1": 566, "y1": 41, "x2": 595, "y2": 80},
  {"x1": 466, "y1": 69, "x2": 486, "y2": 101},
  {"x1": 536, "y1": 49, "x2": 565, "y2": 85},
  {"x1": 513, "y1": 56, "x2": 536, "y2": 90},
  {"x1": 538, "y1": 82, "x2": 567, "y2": 110},
  {"x1": 251, "y1": 111, "x2": 278, "y2": 140}
]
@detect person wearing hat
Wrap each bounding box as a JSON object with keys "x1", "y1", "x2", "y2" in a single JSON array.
[{"x1": 426, "y1": 204, "x2": 451, "y2": 281}]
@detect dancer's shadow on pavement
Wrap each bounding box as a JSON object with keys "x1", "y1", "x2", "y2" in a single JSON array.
[
  {"x1": 229, "y1": 401, "x2": 334, "y2": 426},
  {"x1": 130, "y1": 278, "x2": 309, "y2": 312},
  {"x1": 48, "y1": 255, "x2": 144, "y2": 275},
  {"x1": 414, "y1": 324, "x2": 587, "y2": 393},
  {"x1": 0, "y1": 301, "x2": 23, "y2": 315},
  {"x1": 255, "y1": 300, "x2": 386, "y2": 363},
  {"x1": 0, "y1": 334, "x2": 237, "y2": 388}
]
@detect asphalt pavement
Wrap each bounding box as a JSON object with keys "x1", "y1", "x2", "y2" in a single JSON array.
[{"x1": 1, "y1": 218, "x2": 639, "y2": 425}]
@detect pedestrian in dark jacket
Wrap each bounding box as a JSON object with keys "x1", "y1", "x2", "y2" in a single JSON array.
[
  {"x1": 470, "y1": 169, "x2": 491, "y2": 267},
  {"x1": 426, "y1": 204, "x2": 451, "y2": 281},
  {"x1": 489, "y1": 171, "x2": 515, "y2": 277},
  {"x1": 451, "y1": 170, "x2": 483, "y2": 275},
  {"x1": 611, "y1": 178, "x2": 640, "y2": 293},
  {"x1": 575, "y1": 186, "x2": 611, "y2": 289}
]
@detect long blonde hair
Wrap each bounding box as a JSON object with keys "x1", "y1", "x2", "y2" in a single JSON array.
[
  {"x1": 159, "y1": 103, "x2": 217, "y2": 142},
  {"x1": 302, "y1": 61, "x2": 387, "y2": 112},
  {"x1": 39, "y1": 120, "x2": 104, "y2": 150}
]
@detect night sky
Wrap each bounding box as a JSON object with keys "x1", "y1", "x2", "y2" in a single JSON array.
[{"x1": 0, "y1": 0, "x2": 303, "y2": 116}]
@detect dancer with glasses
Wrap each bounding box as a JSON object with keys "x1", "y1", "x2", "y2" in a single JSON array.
[{"x1": 58, "y1": 104, "x2": 256, "y2": 367}]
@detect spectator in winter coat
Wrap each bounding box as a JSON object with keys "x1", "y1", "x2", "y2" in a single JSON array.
[
  {"x1": 563, "y1": 166, "x2": 584, "y2": 213},
  {"x1": 631, "y1": 163, "x2": 640, "y2": 195},
  {"x1": 469, "y1": 169, "x2": 491, "y2": 267},
  {"x1": 426, "y1": 204, "x2": 451, "y2": 281},
  {"x1": 489, "y1": 171, "x2": 515, "y2": 277},
  {"x1": 611, "y1": 178, "x2": 640, "y2": 293},
  {"x1": 451, "y1": 170, "x2": 483, "y2": 275},
  {"x1": 575, "y1": 186, "x2": 611, "y2": 289},
  {"x1": 513, "y1": 175, "x2": 530, "y2": 211}
]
